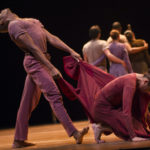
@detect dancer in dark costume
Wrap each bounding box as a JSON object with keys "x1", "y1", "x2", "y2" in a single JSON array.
[
  {"x1": 124, "y1": 24, "x2": 150, "y2": 74},
  {"x1": 0, "y1": 8, "x2": 89, "y2": 148},
  {"x1": 57, "y1": 56, "x2": 150, "y2": 143}
]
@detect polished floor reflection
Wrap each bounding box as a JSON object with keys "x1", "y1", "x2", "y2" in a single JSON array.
[{"x1": 0, "y1": 120, "x2": 150, "y2": 150}]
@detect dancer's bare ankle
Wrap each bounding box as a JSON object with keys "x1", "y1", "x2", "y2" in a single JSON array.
[{"x1": 73, "y1": 126, "x2": 89, "y2": 144}]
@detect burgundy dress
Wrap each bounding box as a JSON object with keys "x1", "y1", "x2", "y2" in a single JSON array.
[{"x1": 57, "y1": 56, "x2": 150, "y2": 140}]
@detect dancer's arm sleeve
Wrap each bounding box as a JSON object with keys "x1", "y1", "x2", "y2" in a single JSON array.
[
  {"x1": 122, "y1": 83, "x2": 136, "y2": 115},
  {"x1": 122, "y1": 82, "x2": 137, "y2": 138}
]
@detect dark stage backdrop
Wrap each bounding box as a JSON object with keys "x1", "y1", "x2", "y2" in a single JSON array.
[{"x1": 0, "y1": 0, "x2": 150, "y2": 129}]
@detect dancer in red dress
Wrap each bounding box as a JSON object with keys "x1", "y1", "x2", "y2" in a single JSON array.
[{"x1": 57, "y1": 56, "x2": 150, "y2": 143}]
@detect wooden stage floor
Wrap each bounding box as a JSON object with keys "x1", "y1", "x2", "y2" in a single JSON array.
[{"x1": 0, "y1": 120, "x2": 150, "y2": 150}]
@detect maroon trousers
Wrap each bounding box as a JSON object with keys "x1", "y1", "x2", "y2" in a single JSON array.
[{"x1": 14, "y1": 55, "x2": 76, "y2": 141}]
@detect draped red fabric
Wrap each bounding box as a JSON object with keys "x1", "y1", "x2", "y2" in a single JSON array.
[
  {"x1": 57, "y1": 56, "x2": 115, "y2": 122},
  {"x1": 56, "y1": 56, "x2": 150, "y2": 140}
]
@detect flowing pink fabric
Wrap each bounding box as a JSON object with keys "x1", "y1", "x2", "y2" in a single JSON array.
[{"x1": 56, "y1": 56, "x2": 150, "y2": 140}]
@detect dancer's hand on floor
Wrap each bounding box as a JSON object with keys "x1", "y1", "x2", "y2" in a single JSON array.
[{"x1": 132, "y1": 137, "x2": 149, "y2": 142}]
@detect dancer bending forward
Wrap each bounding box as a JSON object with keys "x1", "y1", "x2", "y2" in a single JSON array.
[{"x1": 57, "y1": 56, "x2": 150, "y2": 143}]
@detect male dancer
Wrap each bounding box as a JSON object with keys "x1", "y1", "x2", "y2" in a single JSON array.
[
  {"x1": 82, "y1": 25, "x2": 108, "y2": 71},
  {"x1": 0, "y1": 8, "x2": 89, "y2": 148}
]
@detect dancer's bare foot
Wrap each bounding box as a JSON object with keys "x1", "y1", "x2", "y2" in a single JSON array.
[
  {"x1": 73, "y1": 126, "x2": 89, "y2": 144},
  {"x1": 132, "y1": 137, "x2": 148, "y2": 142},
  {"x1": 12, "y1": 140, "x2": 35, "y2": 148},
  {"x1": 92, "y1": 123, "x2": 112, "y2": 144},
  {"x1": 92, "y1": 123, "x2": 106, "y2": 144}
]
